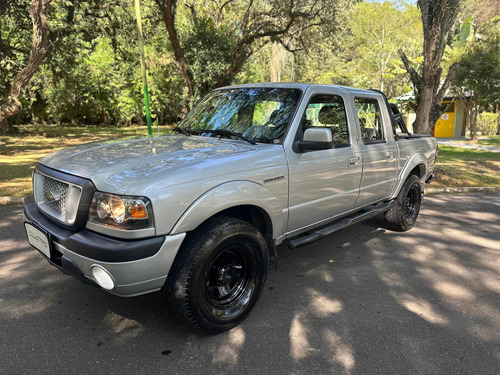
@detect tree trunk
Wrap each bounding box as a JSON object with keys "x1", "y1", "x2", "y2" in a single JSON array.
[
  {"x1": 413, "y1": 84, "x2": 434, "y2": 134},
  {"x1": 398, "y1": 0, "x2": 461, "y2": 135},
  {"x1": 0, "y1": 0, "x2": 52, "y2": 132},
  {"x1": 0, "y1": 118, "x2": 8, "y2": 133},
  {"x1": 155, "y1": 0, "x2": 195, "y2": 99},
  {"x1": 470, "y1": 95, "x2": 478, "y2": 141}
]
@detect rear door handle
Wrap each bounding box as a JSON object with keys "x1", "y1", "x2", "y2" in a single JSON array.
[
  {"x1": 349, "y1": 156, "x2": 360, "y2": 166},
  {"x1": 386, "y1": 152, "x2": 394, "y2": 160}
]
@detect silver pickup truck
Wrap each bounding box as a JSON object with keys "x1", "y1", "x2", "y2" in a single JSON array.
[{"x1": 23, "y1": 83, "x2": 437, "y2": 333}]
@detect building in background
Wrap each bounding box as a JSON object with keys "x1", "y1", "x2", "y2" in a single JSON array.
[{"x1": 397, "y1": 91, "x2": 467, "y2": 137}]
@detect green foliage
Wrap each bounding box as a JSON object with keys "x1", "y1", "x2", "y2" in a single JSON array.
[
  {"x1": 182, "y1": 17, "x2": 237, "y2": 101},
  {"x1": 454, "y1": 17, "x2": 500, "y2": 104},
  {"x1": 1, "y1": 0, "x2": 498, "y2": 127},
  {"x1": 477, "y1": 112, "x2": 500, "y2": 135},
  {"x1": 0, "y1": 0, "x2": 32, "y2": 95},
  {"x1": 345, "y1": 1, "x2": 422, "y2": 97}
]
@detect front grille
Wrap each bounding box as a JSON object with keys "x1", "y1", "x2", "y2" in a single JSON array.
[
  {"x1": 42, "y1": 176, "x2": 69, "y2": 214},
  {"x1": 33, "y1": 170, "x2": 83, "y2": 225}
]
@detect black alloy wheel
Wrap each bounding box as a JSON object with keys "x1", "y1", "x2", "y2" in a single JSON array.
[
  {"x1": 165, "y1": 217, "x2": 269, "y2": 333},
  {"x1": 206, "y1": 247, "x2": 249, "y2": 309},
  {"x1": 404, "y1": 183, "x2": 420, "y2": 222},
  {"x1": 384, "y1": 174, "x2": 422, "y2": 231}
]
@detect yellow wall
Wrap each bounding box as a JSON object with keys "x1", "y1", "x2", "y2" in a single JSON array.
[{"x1": 434, "y1": 101, "x2": 456, "y2": 137}]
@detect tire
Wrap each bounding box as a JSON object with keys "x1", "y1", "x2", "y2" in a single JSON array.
[
  {"x1": 384, "y1": 174, "x2": 422, "y2": 231},
  {"x1": 165, "y1": 217, "x2": 269, "y2": 334}
]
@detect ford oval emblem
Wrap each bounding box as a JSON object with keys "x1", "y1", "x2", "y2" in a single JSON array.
[{"x1": 44, "y1": 188, "x2": 61, "y2": 203}]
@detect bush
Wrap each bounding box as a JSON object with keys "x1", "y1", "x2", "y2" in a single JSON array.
[{"x1": 477, "y1": 112, "x2": 500, "y2": 135}]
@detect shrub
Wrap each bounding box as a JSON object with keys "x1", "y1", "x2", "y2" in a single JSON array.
[{"x1": 477, "y1": 112, "x2": 500, "y2": 135}]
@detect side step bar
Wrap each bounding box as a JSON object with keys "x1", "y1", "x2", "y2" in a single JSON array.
[{"x1": 288, "y1": 200, "x2": 396, "y2": 249}]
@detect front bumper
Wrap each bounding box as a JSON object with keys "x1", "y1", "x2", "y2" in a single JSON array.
[{"x1": 23, "y1": 196, "x2": 186, "y2": 297}]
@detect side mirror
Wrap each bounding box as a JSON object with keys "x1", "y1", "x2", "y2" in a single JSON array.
[{"x1": 296, "y1": 128, "x2": 333, "y2": 152}]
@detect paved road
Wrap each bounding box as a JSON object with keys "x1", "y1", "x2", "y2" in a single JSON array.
[{"x1": 1, "y1": 194, "x2": 499, "y2": 374}]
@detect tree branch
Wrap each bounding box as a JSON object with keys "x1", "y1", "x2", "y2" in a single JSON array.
[
  {"x1": 398, "y1": 48, "x2": 421, "y2": 87},
  {"x1": 183, "y1": 0, "x2": 197, "y2": 21},
  {"x1": 155, "y1": 0, "x2": 195, "y2": 98},
  {"x1": 436, "y1": 62, "x2": 459, "y2": 103},
  {"x1": 215, "y1": 0, "x2": 236, "y2": 25},
  {"x1": 0, "y1": 0, "x2": 52, "y2": 125}
]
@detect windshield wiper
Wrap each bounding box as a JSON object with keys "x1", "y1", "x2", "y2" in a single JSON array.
[
  {"x1": 192, "y1": 129, "x2": 257, "y2": 145},
  {"x1": 172, "y1": 126, "x2": 191, "y2": 136}
]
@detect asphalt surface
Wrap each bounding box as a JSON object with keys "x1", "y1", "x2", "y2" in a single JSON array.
[{"x1": 1, "y1": 193, "x2": 499, "y2": 374}]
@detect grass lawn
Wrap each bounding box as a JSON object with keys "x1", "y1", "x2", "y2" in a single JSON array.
[
  {"x1": 474, "y1": 135, "x2": 500, "y2": 147},
  {"x1": 432, "y1": 144, "x2": 500, "y2": 188},
  {"x1": 454, "y1": 135, "x2": 500, "y2": 147},
  {"x1": 0, "y1": 124, "x2": 172, "y2": 197},
  {"x1": 1, "y1": 125, "x2": 499, "y2": 197}
]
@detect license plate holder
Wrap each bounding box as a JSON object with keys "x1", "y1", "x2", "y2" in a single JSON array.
[{"x1": 24, "y1": 222, "x2": 52, "y2": 259}]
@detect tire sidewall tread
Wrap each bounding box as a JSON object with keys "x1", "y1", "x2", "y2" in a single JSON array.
[
  {"x1": 165, "y1": 217, "x2": 269, "y2": 334},
  {"x1": 384, "y1": 175, "x2": 422, "y2": 232}
]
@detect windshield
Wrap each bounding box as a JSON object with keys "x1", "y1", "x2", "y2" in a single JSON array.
[{"x1": 178, "y1": 87, "x2": 302, "y2": 143}]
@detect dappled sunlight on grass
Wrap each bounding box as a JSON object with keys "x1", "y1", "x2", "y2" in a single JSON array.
[
  {"x1": 433, "y1": 145, "x2": 500, "y2": 188},
  {"x1": 0, "y1": 177, "x2": 34, "y2": 196},
  {"x1": 0, "y1": 124, "x2": 174, "y2": 196}
]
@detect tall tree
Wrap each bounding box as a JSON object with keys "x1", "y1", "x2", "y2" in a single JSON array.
[
  {"x1": 398, "y1": 0, "x2": 462, "y2": 134},
  {"x1": 347, "y1": 1, "x2": 422, "y2": 98},
  {"x1": 452, "y1": 17, "x2": 500, "y2": 140},
  {"x1": 0, "y1": 0, "x2": 51, "y2": 133},
  {"x1": 154, "y1": 0, "x2": 342, "y2": 104}
]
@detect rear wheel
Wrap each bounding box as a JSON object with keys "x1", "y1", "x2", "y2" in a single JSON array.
[
  {"x1": 384, "y1": 174, "x2": 422, "y2": 231},
  {"x1": 165, "y1": 217, "x2": 269, "y2": 334}
]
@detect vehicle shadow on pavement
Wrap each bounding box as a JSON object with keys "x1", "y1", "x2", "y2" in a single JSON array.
[{"x1": 1, "y1": 194, "x2": 499, "y2": 374}]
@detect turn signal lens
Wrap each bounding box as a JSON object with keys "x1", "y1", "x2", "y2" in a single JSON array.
[{"x1": 131, "y1": 202, "x2": 148, "y2": 218}]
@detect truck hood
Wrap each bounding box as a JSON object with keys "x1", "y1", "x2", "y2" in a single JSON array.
[{"x1": 40, "y1": 135, "x2": 259, "y2": 194}]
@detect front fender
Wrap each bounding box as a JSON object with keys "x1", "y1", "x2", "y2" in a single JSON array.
[
  {"x1": 391, "y1": 153, "x2": 428, "y2": 199},
  {"x1": 170, "y1": 181, "x2": 285, "y2": 238}
]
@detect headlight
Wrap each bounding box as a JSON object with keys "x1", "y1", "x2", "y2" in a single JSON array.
[{"x1": 89, "y1": 192, "x2": 153, "y2": 230}]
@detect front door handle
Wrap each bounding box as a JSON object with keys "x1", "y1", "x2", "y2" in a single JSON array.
[{"x1": 349, "y1": 156, "x2": 360, "y2": 166}]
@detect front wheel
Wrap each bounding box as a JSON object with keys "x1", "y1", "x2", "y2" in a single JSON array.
[
  {"x1": 165, "y1": 217, "x2": 269, "y2": 334},
  {"x1": 384, "y1": 174, "x2": 422, "y2": 231}
]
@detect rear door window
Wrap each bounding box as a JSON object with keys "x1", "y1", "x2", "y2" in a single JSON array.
[{"x1": 355, "y1": 98, "x2": 385, "y2": 143}]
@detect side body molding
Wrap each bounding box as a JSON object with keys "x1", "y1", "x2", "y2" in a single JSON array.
[
  {"x1": 170, "y1": 181, "x2": 285, "y2": 238},
  {"x1": 391, "y1": 152, "x2": 428, "y2": 199}
]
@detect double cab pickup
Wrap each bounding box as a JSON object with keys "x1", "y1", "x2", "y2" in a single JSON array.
[{"x1": 24, "y1": 83, "x2": 437, "y2": 333}]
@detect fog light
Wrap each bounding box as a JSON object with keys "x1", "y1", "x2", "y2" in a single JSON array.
[{"x1": 90, "y1": 265, "x2": 115, "y2": 290}]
